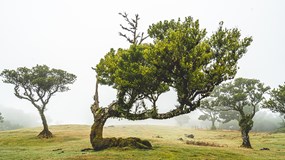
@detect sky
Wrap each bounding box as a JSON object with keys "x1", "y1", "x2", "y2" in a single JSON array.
[{"x1": 0, "y1": 0, "x2": 284, "y2": 126}]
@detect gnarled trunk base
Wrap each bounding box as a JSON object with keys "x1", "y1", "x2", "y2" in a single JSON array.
[
  {"x1": 90, "y1": 111, "x2": 152, "y2": 151},
  {"x1": 240, "y1": 129, "x2": 252, "y2": 148},
  {"x1": 37, "y1": 129, "x2": 53, "y2": 138},
  {"x1": 38, "y1": 110, "x2": 52, "y2": 138},
  {"x1": 90, "y1": 81, "x2": 152, "y2": 151},
  {"x1": 92, "y1": 137, "x2": 152, "y2": 151}
]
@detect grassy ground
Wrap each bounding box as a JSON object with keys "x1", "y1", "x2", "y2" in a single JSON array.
[{"x1": 0, "y1": 125, "x2": 284, "y2": 160}]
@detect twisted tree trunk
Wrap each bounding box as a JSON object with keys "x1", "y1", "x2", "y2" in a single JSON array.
[
  {"x1": 90, "y1": 106, "x2": 152, "y2": 151},
  {"x1": 241, "y1": 128, "x2": 251, "y2": 148},
  {"x1": 239, "y1": 116, "x2": 253, "y2": 148},
  {"x1": 37, "y1": 110, "x2": 53, "y2": 138},
  {"x1": 89, "y1": 79, "x2": 200, "y2": 151},
  {"x1": 89, "y1": 81, "x2": 152, "y2": 151},
  {"x1": 90, "y1": 107, "x2": 110, "y2": 149}
]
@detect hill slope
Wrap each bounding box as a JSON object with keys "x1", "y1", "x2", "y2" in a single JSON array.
[{"x1": 0, "y1": 125, "x2": 284, "y2": 160}]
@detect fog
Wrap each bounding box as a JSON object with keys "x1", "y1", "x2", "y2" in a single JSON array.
[
  {"x1": 0, "y1": 105, "x2": 41, "y2": 130},
  {"x1": 172, "y1": 109, "x2": 284, "y2": 132},
  {"x1": 0, "y1": 0, "x2": 285, "y2": 128},
  {"x1": 2, "y1": 102, "x2": 283, "y2": 132}
]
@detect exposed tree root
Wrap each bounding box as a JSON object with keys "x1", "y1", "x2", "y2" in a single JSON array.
[
  {"x1": 37, "y1": 130, "x2": 53, "y2": 138},
  {"x1": 91, "y1": 137, "x2": 152, "y2": 151}
]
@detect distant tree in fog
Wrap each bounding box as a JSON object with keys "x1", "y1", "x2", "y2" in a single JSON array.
[
  {"x1": 203, "y1": 78, "x2": 270, "y2": 148},
  {"x1": 198, "y1": 99, "x2": 228, "y2": 130},
  {"x1": 279, "y1": 114, "x2": 285, "y2": 127},
  {"x1": 1, "y1": 65, "x2": 76, "y2": 138},
  {"x1": 174, "y1": 115, "x2": 190, "y2": 126},
  {"x1": 264, "y1": 83, "x2": 285, "y2": 122},
  {"x1": 0, "y1": 112, "x2": 3, "y2": 123}
]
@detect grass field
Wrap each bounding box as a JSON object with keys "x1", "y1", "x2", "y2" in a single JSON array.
[{"x1": 0, "y1": 125, "x2": 284, "y2": 160}]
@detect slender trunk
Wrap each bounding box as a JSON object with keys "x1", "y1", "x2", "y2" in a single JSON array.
[{"x1": 37, "y1": 110, "x2": 53, "y2": 138}]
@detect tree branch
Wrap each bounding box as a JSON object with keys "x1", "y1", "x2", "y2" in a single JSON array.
[
  {"x1": 44, "y1": 86, "x2": 59, "y2": 108},
  {"x1": 91, "y1": 79, "x2": 100, "y2": 117},
  {"x1": 119, "y1": 32, "x2": 134, "y2": 44},
  {"x1": 14, "y1": 86, "x2": 31, "y2": 101},
  {"x1": 118, "y1": 12, "x2": 148, "y2": 45},
  {"x1": 106, "y1": 102, "x2": 198, "y2": 120}
]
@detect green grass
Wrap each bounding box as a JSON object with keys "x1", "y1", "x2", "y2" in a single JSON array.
[{"x1": 0, "y1": 125, "x2": 285, "y2": 160}]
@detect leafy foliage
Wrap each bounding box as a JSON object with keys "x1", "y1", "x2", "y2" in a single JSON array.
[
  {"x1": 95, "y1": 16, "x2": 252, "y2": 119},
  {"x1": 1, "y1": 65, "x2": 77, "y2": 110},
  {"x1": 265, "y1": 83, "x2": 285, "y2": 117},
  {"x1": 91, "y1": 14, "x2": 252, "y2": 151}
]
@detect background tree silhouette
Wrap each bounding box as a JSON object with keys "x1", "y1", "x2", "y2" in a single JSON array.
[
  {"x1": 198, "y1": 100, "x2": 223, "y2": 130},
  {"x1": 265, "y1": 83, "x2": 285, "y2": 127},
  {"x1": 0, "y1": 112, "x2": 3, "y2": 123}
]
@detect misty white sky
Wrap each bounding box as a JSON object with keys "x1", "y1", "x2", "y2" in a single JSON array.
[{"x1": 0, "y1": 0, "x2": 284, "y2": 126}]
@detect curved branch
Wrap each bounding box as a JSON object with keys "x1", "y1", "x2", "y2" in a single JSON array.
[{"x1": 105, "y1": 102, "x2": 197, "y2": 121}]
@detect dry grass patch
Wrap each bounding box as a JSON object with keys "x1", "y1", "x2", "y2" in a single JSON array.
[{"x1": 186, "y1": 140, "x2": 227, "y2": 147}]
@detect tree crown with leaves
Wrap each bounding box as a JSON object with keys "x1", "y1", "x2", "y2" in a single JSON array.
[
  {"x1": 95, "y1": 15, "x2": 252, "y2": 120},
  {"x1": 265, "y1": 83, "x2": 285, "y2": 117},
  {"x1": 1, "y1": 65, "x2": 76, "y2": 110},
  {"x1": 203, "y1": 78, "x2": 270, "y2": 123}
]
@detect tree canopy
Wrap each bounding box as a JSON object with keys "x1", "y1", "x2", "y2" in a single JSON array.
[
  {"x1": 213, "y1": 78, "x2": 270, "y2": 121},
  {"x1": 90, "y1": 14, "x2": 252, "y2": 151},
  {"x1": 1, "y1": 64, "x2": 76, "y2": 138},
  {"x1": 1, "y1": 65, "x2": 76, "y2": 108},
  {"x1": 95, "y1": 17, "x2": 253, "y2": 120},
  {"x1": 265, "y1": 83, "x2": 285, "y2": 117}
]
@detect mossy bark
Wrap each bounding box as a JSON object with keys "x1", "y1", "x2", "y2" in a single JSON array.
[
  {"x1": 90, "y1": 108, "x2": 152, "y2": 151},
  {"x1": 92, "y1": 137, "x2": 152, "y2": 151},
  {"x1": 239, "y1": 116, "x2": 253, "y2": 148},
  {"x1": 241, "y1": 129, "x2": 251, "y2": 148},
  {"x1": 90, "y1": 108, "x2": 108, "y2": 143}
]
